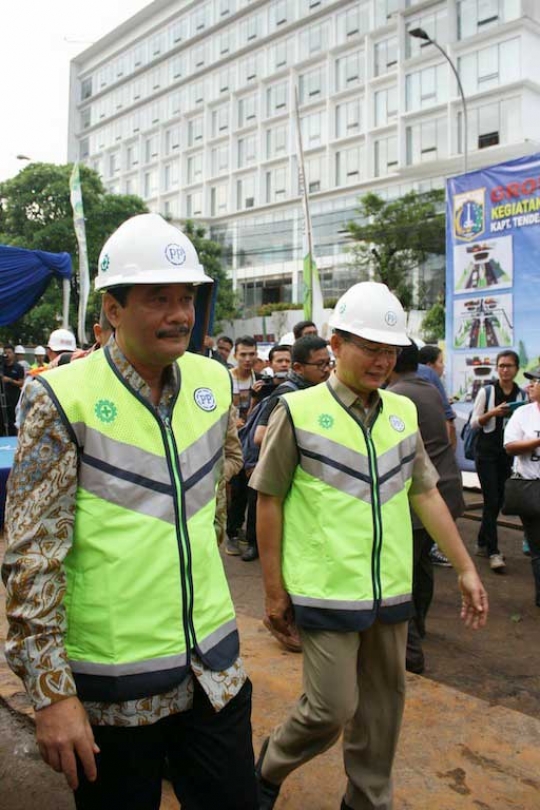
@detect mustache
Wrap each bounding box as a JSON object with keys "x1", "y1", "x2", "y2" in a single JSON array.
[{"x1": 156, "y1": 326, "x2": 191, "y2": 339}]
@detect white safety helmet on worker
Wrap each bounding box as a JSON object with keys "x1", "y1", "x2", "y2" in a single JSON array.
[
  {"x1": 95, "y1": 213, "x2": 213, "y2": 291},
  {"x1": 48, "y1": 329, "x2": 77, "y2": 352},
  {"x1": 14, "y1": 345, "x2": 26, "y2": 355},
  {"x1": 329, "y1": 282, "x2": 410, "y2": 346},
  {"x1": 34, "y1": 345, "x2": 46, "y2": 357}
]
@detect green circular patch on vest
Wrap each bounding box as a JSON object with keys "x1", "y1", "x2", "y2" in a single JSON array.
[
  {"x1": 95, "y1": 399, "x2": 118, "y2": 424},
  {"x1": 318, "y1": 413, "x2": 334, "y2": 430},
  {"x1": 100, "y1": 254, "x2": 110, "y2": 273}
]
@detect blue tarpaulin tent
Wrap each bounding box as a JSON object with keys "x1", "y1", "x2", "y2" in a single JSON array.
[{"x1": 0, "y1": 245, "x2": 72, "y2": 326}]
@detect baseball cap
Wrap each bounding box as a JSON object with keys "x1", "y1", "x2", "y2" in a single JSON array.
[
  {"x1": 15, "y1": 344, "x2": 26, "y2": 354},
  {"x1": 47, "y1": 329, "x2": 77, "y2": 353},
  {"x1": 524, "y1": 366, "x2": 540, "y2": 381}
]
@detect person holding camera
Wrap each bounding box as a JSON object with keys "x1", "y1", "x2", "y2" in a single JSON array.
[{"x1": 1, "y1": 344, "x2": 25, "y2": 436}]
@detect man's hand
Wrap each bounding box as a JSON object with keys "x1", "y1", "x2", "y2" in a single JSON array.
[
  {"x1": 35, "y1": 696, "x2": 100, "y2": 791},
  {"x1": 265, "y1": 586, "x2": 295, "y2": 637},
  {"x1": 458, "y1": 568, "x2": 489, "y2": 630}
]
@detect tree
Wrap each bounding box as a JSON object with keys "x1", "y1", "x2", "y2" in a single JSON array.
[
  {"x1": 421, "y1": 300, "x2": 446, "y2": 343},
  {"x1": 346, "y1": 189, "x2": 445, "y2": 309},
  {"x1": 0, "y1": 162, "x2": 147, "y2": 344},
  {"x1": 183, "y1": 220, "x2": 238, "y2": 328}
]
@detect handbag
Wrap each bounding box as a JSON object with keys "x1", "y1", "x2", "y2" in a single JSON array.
[{"x1": 501, "y1": 475, "x2": 540, "y2": 519}]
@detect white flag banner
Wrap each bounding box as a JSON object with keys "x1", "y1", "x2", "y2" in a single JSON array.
[{"x1": 70, "y1": 162, "x2": 90, "y2": 346}]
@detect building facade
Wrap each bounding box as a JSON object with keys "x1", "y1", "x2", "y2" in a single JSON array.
[{"x1": 68, "y1": 0, "x2": 540, "y2": 314}]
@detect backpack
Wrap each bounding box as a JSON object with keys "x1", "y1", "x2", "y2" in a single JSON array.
[{"x1": 461, "y1": 385, "x2": 494, "y2": 460}]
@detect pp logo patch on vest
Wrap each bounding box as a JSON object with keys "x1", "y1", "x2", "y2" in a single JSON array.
[
  {"x1": 95, "y1": 399, "x2": 118, "y2": 424},
  {"x1": 165, "y1": 243, "x2": 187, "y2": 266},
  {"x1": 389, "y1": 415, "x2": 405, "y2": 432},
  {"x1": 194, "y1": 388, "x2": 216, "y2": 412}
]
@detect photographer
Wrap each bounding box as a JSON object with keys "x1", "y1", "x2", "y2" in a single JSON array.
[{"x1": 1, "y1": 345, "x2": 25, "y2": 436}]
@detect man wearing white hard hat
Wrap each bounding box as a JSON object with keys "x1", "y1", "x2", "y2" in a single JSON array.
[
  {"x1": 251, "y1": 282, "x2": 488, "y2": 810},
  {"x1": 46, "y1": 328, "x2": 78, "y2": 367},
  {"x1": 3, "y1": 213, "x2": 257, "y2": 809},
  {"x1": 31, "y1": 346, "x2": 48, "y2": 370},
  {"x1": 14, "y1": 345, "x2": 30, "y2": 375}
]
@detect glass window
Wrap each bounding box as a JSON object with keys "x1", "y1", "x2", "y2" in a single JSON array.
[
  {"x1": 192, "y1": 4, "x2": 210, "y2": 32},
  {"x1": 133, "y1": 43, "x2": 146, "y2": 68},
  {"x1": 301, "y1": 111, "x2": 323, "y2": 148},
  {"x1": 266, "y1": 124, "x2": 288, "y2": 157},
  {"x1": 145, "y1": 135, "x2": 159, "y2": 163},
  {"x1": 238, "y1": 134, "x2": 257, "y2": 167},
  {"x1": 211, "y1": 105, "x2": 229, "y2": 137},
  {"x1": 126, "y1": 143, "x2": 140, "y2": 166},
  {"x1": 266, "y1": 165, "x2": 288, "y2": 203},
  {"x1": 374, "y1": 37, "x2": 398, "y2": 76},
  {"x1": 458, "y1": 38, "x2": 520, "y2": 95},
  {"x1": 163, "y1": 161, "x2": 179, "y2": 191},
  {"x1": 374, "y1": 86, "x2": 398, "y2": 126},
  {"x1": 237, "y1": 175, "x2": 256, "y2": 210},
  {"x1": 336, "y1": 145, "x2": 363, "y2": 186},
  {"x1": 267, "y1": 81, "x2": 288, "y2": 116},
  {"x1": 335, "y1": 51, "x2": 364, "y2": 92},
  {"x1": 187, "y1": 190, "x2": 203, "y2": 217},
  {"x1": 170, "y1": 19, "x2": 186, "y2": 44},
  {"x1": 81, "y1": 77, "x2": 92, "y2": 101},
  {"x1": 165, "y1": 127, "x2": 180, "y2": 154},
  {"x1": 270, "y1": 38, "x2": 293, "y2": 71},
  {"x1": 211, "y1": 144, "x2": 229, "y2": 175},
  {"x1": 374, "y1": 0, "x2": 399, "y2": 28},
  {"x1": 300, "y1": 22, "x2": 329, "y2": 56},
  {"x1": 239, "y1": 55, "x2": 260, "y2": 87},
  {"x1": 193, "y1": 44, "x2": 207, "y2": 69},
  {"x1": 219, "y1": 29, "x2": 233, "y2": 55},
  {"x1": 406, "y1": 64, "x2": 448, "y2": 111},
  {"x1": 337, "y1": 5, "x2": 369, "y2": 43},
  {"x1": 80, "y1": 108, "x2": 91, "y2": 130},
  {"x1": 406, "y1": 118, "x2": 447, "y2": 165},
  {"x1": 151, "y1": 33, "x2": 164, "y2": 57},
  {"x1": 242, "y1": 13, "x2": 261, "y2": 43},
  {"x1": 374, "y1": 135, "x2": 398, "y2": 177},
  {"x1": 458, "y1": 0, "x2": 521, "y2": 40},
  {"x1": 143, "y1": 169, "x2": 158, "y2": 198},
  {"x1": 187, "y1": 153, "x2": 203, "y2": 184},
  {"x1": 269, "y1": 0, "x2": 292, "y2": 28},
  {"x1": 170, "y1": 56, "x2": 186, "y2": 81},
  {"x1": 79, "y1": 138, "x2": 90, "y2": 160},
  {"x1": 238, "y1": 94, "x2": 258, "y2": 127},
  {"x1": 188, "y1": 117, "x2": 204, "y2": 147},
  {"x1": 406, "y1": 8, "x2": 449, "y2": 58},
  {"x1": 305, "y1": 155, "x2": 325, "y2": 193},
  {"x1": 168, "y1": 92, "x2": 182, "y2": 117},
  {"x1": 211, "y1": 183, "x2": 229, "y2": 216},
  {"x1": 191, "y1": 81, "x2": 205, "y2": 107},
  {"x1": 299, "y1": 67, "x2": 325, "y2": 104},
  {"x1": 335, "y1": 99, "x2": 362, "y2": 138}
]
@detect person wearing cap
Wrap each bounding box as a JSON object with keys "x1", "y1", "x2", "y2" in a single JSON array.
[
  {"x1": 504, "y1": 365, "x2": 540, "y2": 606},
  {"x1": 14, "y1": 345, "x2": 31, "y2": 375},
  {"x1": 2, "y1": 213, "x2": 257, "y2": 810},
  {"x1": 31, "y1": 346, "x2": 49, "y2": 370},
  {"x1": 0, "y1": 344, "x2": 25, "y2": 435},
  {"x1": 251, "y1": 282, "x2": 488, "y2": 810}
]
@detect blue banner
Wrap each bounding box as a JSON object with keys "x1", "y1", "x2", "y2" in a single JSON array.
[{"x1": 446, "y1": 152, "x2": 540, "y2": 401}]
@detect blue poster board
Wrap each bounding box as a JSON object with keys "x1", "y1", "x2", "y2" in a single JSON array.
[{"x1": 446, "y1": 152, "x2": 540, "y2": 401}]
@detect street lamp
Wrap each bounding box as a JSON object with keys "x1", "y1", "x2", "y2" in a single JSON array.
[
  {"x1": 16, "y1": 154, "x2": 32, "y2": 161},
  {"x1": 408, "y1": 27, "x2": 468, "y2": 175}
]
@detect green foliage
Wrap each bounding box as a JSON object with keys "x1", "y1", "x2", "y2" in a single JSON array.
[
  {"x1": 421, "y1": 301, "x2": 446, "y2": 343},
  {"x1": 346, "y1": 189, "x2": 445, "y2": 309},
  {"x1": 256, "y1": 302, "x2": 303, "y2": 316},
  {"x1": 183, "y1": 220, "x2": 238, "y2": 328},
  {"x1": 0, "y1": 162, "x2": 147, "y2": 344}
]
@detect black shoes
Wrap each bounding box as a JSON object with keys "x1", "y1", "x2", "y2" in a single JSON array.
[
  {"x1": 256, "y1": 737, "x2": 281, "y2": 810},
  {"x1": 242, "y1": 544, "x2": 259, "y2": 562}
]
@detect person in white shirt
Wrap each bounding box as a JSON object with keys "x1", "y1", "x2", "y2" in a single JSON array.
[{"x1": 504, "y1": 366, "x2": 540, "y2": 606}]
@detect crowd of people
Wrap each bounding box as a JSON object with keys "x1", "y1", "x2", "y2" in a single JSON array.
[{"x1": 0, "y1": 212, "x2": 536, "y2": 810}]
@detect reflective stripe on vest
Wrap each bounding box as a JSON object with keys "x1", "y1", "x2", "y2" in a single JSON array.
[
  {"x1": 281, "y1": 382, "x2": 417, "y2": 631},
  {"x1": 41, "y1": 348, "x2": 238, "y2": 702}
]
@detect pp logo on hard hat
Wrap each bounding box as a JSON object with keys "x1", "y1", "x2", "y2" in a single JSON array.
[
  {"x1": 194, "y1": 388, "x2": 216, "y2": 412},
  {"x1": 389, "y1": 415, "x2": 405, "y2": 432},
  {"x1": 165, "y1": 244, "x2": 187, "y2": 266},
  {"x1": 385, "y1": 311, "x2": 398, "y2": 327},
  {"x1": 100, "y1": 254, "x2": 110, "y2": 273}
]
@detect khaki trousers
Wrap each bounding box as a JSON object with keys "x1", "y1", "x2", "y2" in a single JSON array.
[{"x1": 261, "y1": 620, "x2": 407, "y2": 810}]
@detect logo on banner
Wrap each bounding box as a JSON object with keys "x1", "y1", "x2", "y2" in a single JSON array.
[{"x1": 454, "y1": 188, "x2": 485, "y2": 241}]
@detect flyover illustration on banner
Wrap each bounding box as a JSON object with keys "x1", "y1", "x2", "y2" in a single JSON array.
[{"x1": 446, "y1": 153, "x2": 540, "y2": 402}]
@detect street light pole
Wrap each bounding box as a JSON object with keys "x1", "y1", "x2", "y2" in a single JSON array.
[{"x1": 408, "y1": 27, "x2": 468, "y2": 175}]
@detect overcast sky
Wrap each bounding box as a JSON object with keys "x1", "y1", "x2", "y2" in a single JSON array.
[{"x1": 1, "y1": 1, "x2": 150, "y2": 184}]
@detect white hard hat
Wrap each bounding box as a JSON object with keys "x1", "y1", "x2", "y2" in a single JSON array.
[
  {"x1": 15, "y1": 345, "x2": 25, "y2": 354},
  {"x1": 95, "y1": 213, "x2": 213, "y2": 291},
  {"x1": 48, "y1": 329, "x2": 77, "y2": 352},
  {"x1": 279, "y1": 332, "x2": 295, "y2": 346},
  {"x1": 34, "y1": 345, "x2": 46, "y2": 356},
  {"x1": 329, "y1": 282, "x2": 410, "y2": 346}
]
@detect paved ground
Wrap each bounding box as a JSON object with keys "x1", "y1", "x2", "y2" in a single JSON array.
[{"x1": 1, "y1": 503, "x2": 540, "y2": 809}]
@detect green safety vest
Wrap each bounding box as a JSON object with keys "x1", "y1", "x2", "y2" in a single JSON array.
[
  {"x1": 40, "y1": 347, "x2": 237, "y2": 703},
  {"x1": 281, "y1": 382, "x2": 418, "y2": 631}
]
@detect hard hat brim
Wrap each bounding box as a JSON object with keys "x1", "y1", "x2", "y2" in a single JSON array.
[{"x1": 95, "y1": 270, "x2": 214, "y2": 291}]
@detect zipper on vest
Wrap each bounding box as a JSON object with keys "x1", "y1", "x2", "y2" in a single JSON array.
[
  {"x1": 162, "y1": 416, "x2": 196, "y2": 655},
  {"x1": 364, "y1": 427, "x2": 383, "y2": 606}
]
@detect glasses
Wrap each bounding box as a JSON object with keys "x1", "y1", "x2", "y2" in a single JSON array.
[
  {"x1": 345, "y1": 336, "x2": 402, "y2": 360},
  {"x1": 302, "y1": 359, "x2": 334, "y2": 370}
]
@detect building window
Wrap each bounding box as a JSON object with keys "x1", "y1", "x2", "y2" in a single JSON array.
[
  {"x1": 238, "y1": 135, "x2": 257, "y2": 168},
  {"x1": 187, "y1": 190, "x2": 203, "y2": 217},
  {"x1": 374, "y1": 135, "x2": 398, "y2": 177},
  {"x1": 239, "y1": 55, "x2": 259, "y2": 86},
  {"x1": 211, "y1": 145, "x2": 229, "y2": 175},
  {"x1": 193, "y1": 44, "x2": 207, "y2": 69},
  {"x1": 305, "y1": 155, "x2": 325, "y2": 193},
  {"x1": 374, "y1": 86, "x2": 398, "y2": 127},
  {"x1": 219, "y1": 29, "x2": 232, "y2": 55},
  {"x1": 80, "y1": 108, "x2": 91, "y2": 130},
  {"x1": 374, "y1": 0, "x2": 399, "y2": 28},
  {"x1": 150, "y1": 68, "x2": 162, "y2": 91},
  {"x1": 219, "y1": 0, "x2": 232, "y2": 18},
  {"x1": 80, "y1": 78, "x2": 92, "y2": 101},
  {"x1": 270, "y1": 0, "x2": 291, "y2": 28},
  {"x1": 267, "y1": 81, "x2": 288, "y2": 117},
  {"x1": 458, "y1": 96, "x2": 521, "y2": 153},
  {"x1": 211, "y1": 184, "x2": 228, "y2": 216},
  {"x1": 335, "y1": 99, "x2": 362, "y2": 138},
  {"x1": 457, "y1": 0, "x2": 520, "y2": 40},
  {"x1": 299, "y1": 67, "x2": 325, "y2": 104},
  {"x1": 405, "y1": 64, "x2": 448, "y2": 111},
  {"x1": 187, "y1": 153, "x2": 203, "y2": 184},
  {"x1": 266, "y1": 124, "x2": 288, "y2": 158},
  {"x1": 126, "y1": 143, "x2": 140, "y2": 166},
  {"x1": 458, "y1": 38, "x2": 520, "y2": 96},
  {"x1": 188, "y1": 117, "x2": 204, "y2": 147},
  {"x1": 170, "y1": 19, "x2": 186, "y2": 44},
  {"x1": 151, "y1": 33, "x2": 164, "y2": 57},
  {"x1": 191, "y1": 81, "x2": 205, "y2": 106},
  {"x1": 211, "y1": 105, "x2": 229, "y2": 137},
  {"x1": 163, "y1": 162, "x2": 179, "y2": 191},
  {"x1": 300, "y1": 22, "x2": 329, "y2": 56},
  {"x1": 192, "y1": 5, "x2": 209, "y2": 33},
  {"x1": 169, "y1": 92, "x2": 182, "y2": 117},
  {"x1": 406, "y1": 8, "x2": 448, "y2": 58},
  {"x1": 145, "y1": 135, "x2": 159, "y2": 163},
  {"x1": 270, "y1": 38, "x2": 292, "y2": 71},
  {"x1": 237, "y1": 175, "x2": 256, "y2": 210},
  {"x1": 337, "y1": 4, "x2": 369, "y2": 43},
  {"x1": 301, "y1": 111, "x2": 323, "y2": 148},
  {"x1": 336, "y1": 145, "x2": 363, "y2": 186},
  {"x1": 171, "y1": 56, "x2": 185, "y2": 81},
  {"x1": 242, "y1": 13, "x2": 261, "y2": 44},
  {"x1": 266, "y1": 165, "x2": 288, "y2": 203},
  {"x1": 79, "y1": 138, "x2": 89, "y2": 160},
  {"x1": 133, "y1": 43, "x2": 146, "y2": 68},
  {"x1": 406, "y1": 118, "x2": 447, "y2": 165},
  {"x1": 143, "y1": 169, "x2": 158, "y2": 198},
  {"x1": 238, "y1": 94, "x2": 257, "y2": 127},
  {"x1": 335, "y1": 51, "x2": 364, "y2": 92},
  {"x1": 165, "y1": 127, "x2": 180, "y2": 154},
  {"x1": 374, "y1": 37, "x2": 398, "y2": 77}
]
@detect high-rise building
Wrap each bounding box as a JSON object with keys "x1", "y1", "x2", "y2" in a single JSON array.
[{"x1": 68, "y1": 0, "x2": 540, "y2": 314}]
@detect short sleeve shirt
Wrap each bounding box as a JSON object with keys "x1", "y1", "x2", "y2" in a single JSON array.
[{"x1": 504, "y1": 402, "x2": 540, "y2": 479}]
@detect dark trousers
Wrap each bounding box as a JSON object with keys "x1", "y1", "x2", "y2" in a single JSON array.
[
  {"x1": 520, "y1": 515, "x2": 540, "y2": 605},
  {"x1": 245, "y1": 486, "x2": 257, "y2": 548},
  {"x1": 407, "y1": 528, "x2": 434, "y2": 671},
  {"x1": 226, "y1": 469, "x2": 248, "y2": 539},
  {"x1": 75, "y1": 679, "x2": 257, "y2": 810},
  {"x1": 476, "y1": 452, "x2": 513, "y2": 556}
]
